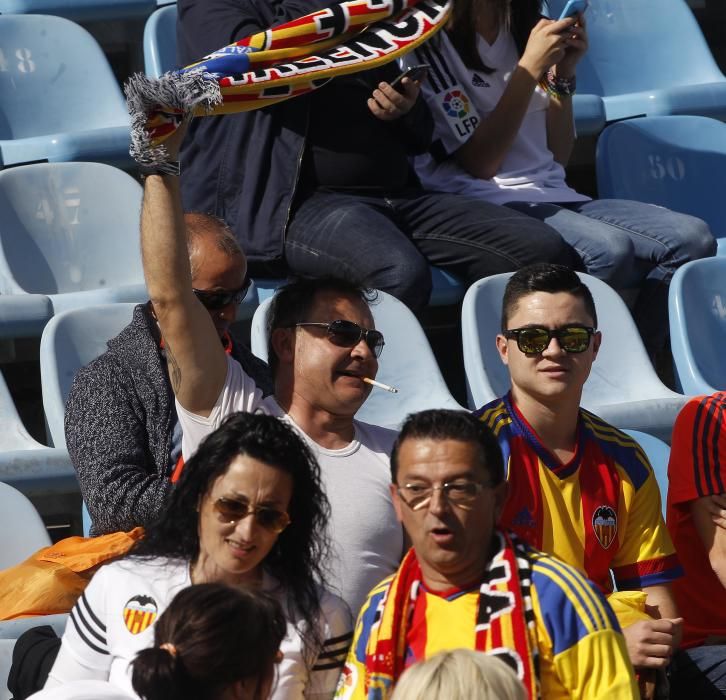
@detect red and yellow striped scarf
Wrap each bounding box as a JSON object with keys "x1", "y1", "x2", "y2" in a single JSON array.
[
  {"x1": 126, "y1": 0, "x2": 451, "y2": 164},
  {"x1": 363, "y1": 531, "x2": 539, "y2": 699}
]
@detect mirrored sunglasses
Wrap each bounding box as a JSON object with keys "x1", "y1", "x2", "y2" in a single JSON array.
[
  {"x1": 193, "y1": 279, "x2": 251, "y2": 310},
  {"x1": 294, "y1": 319, "x2": 385, "y2": 358},
  {"x1": 213, "y1": 497, "x2": 291, "y2": 533},
  {"x1": 503, "y1": 324, "x2": 595, "y2": 355}
]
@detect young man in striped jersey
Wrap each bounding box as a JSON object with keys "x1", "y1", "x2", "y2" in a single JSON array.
[
  {"x1": 666, "y1": 393, "x2": 726, "y2": 696},
  {"x1": 475, "y1": 264, "x2": 683, "y2": 682},
  {"x1": 337, "y1": 409, "x2": 637, "y2": 699}
]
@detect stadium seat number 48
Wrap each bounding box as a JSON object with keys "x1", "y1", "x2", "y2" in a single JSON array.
[{"x1": 0, "y1": 48, "x2": 37, "y2": 74}]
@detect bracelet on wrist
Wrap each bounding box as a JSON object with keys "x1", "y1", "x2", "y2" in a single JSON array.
[
  {"x1": 541, "y1": 69, "x2": 576, "y2": 98},
  {"x1": 138, "y1": 160, "x2": 181, "y2": 178}
]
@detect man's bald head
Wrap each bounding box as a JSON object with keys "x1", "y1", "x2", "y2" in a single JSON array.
[{"x1": 184, "y1": 212, "x2": 244, "y2": 278}]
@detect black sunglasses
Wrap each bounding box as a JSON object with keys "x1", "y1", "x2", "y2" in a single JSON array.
[
  {"x1": 294, "y1": 319, "x2": 385, "y2": 358},
  {"x1": 213, "y1": 497, "x2": 291, "y2": 534},
  {"x1": 193, "y1": 279, "x2": 251, "y2": 310},
  {"x1": 503, "y1": 324, "x2": 595, "y2": 355}
]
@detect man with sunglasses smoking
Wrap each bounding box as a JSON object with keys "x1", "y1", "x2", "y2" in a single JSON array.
[
  {"x1": 475, "y1": 263, "x2": 683, "y2": 685},
  {"x1": 139, "y1": 122, "x2": 403, "y2": 619},
  {"x1": 65, "y1": 213, "x2": 271, "y2": 536}
]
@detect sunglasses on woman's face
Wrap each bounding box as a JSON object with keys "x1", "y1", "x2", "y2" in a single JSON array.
[
  {"x1": 193, "y1": 279, "x2": 251, "y2": 310},
  {"x1": 293, "y1": 319, "x2": 385, "y2": 357},
  {"x1": 503, "y1": 324, "x2": 595, "y2": 355},
  {"x1": 213, "y1": 497, "x2": 291, "y2": 533}
]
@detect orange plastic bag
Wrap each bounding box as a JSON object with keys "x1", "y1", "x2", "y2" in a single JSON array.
[{"x1": 0, "y1": 528, "x2": 143, "y2": 620}]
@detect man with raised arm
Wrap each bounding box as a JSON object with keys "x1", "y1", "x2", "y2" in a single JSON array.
[
  {"x1": 140, "y1": 123, "x2": 401, "y2": 617},
  {"x1": 338, "y1": 409, "x2": 638, "y2": 699},
  {"x1": 474, "y1": 263, "x2": 683, "y2": 688},
  {"x1": 66, "y1": 212, "x2": 271, "y2": 535}
]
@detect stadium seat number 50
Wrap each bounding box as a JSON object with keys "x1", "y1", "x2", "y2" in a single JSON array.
[
  {"x1": 0, "y1": 48, "x2": 36, "y2": 73},
  {"x1": 648, "y1": 154, "x2": 685, "y2": 181}
]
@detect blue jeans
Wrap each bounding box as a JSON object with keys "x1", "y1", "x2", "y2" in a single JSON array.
[
  {"x1": 505, "y1": 199, "x2": 716, "y2": 353},
  {"x1": 670, "y1": 646, "x2": 726, "y2": 698},
  {"x1": 285, "y1": 188, "x2": 580, "y2": 310}
]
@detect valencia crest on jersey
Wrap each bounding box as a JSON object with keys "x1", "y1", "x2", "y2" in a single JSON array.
[
  {"x1": 592, "y1": 506, "x2": 617, "y2": 549},
  {"x1": 123, "y1": 594, "x2": 158, "y2": 635}
]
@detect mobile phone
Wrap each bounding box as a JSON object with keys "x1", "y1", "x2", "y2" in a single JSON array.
[
  {"x1": 390, "y1": 64, "x2": 429, "y2": 92},
  {"x1": 557, "y1": 0, "x2": 588, "y2": 20}
]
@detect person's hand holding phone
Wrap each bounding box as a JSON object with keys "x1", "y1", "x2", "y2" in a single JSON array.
[
  {"x1": 518, "y1": 17, "x2": 574, "y2": 80},
  {"x1": 367, "y1": 66, "x2": 426, "y2": 122},
  {"x1": 555, "y1": 11, "x2": 588, "y2": 78},
  {"x1": 549, "y1": 0, "x2": 588, "y2": 78}
]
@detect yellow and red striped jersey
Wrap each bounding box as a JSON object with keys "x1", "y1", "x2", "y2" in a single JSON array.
[
  {"x1": 340, "y1": 544, "x2": 637, "y2": 699},
  {"x1": 476, "y1": 394, "x2": 681, "y2": 593}
]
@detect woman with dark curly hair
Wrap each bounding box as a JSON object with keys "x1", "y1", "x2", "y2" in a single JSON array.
[{"x1": 43, "y1": 413, "x2": 352, "y2": 699}]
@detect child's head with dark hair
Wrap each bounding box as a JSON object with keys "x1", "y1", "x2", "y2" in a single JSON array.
[{"x1": 131, "y1": 583, "x2": 287, "y2": 700}]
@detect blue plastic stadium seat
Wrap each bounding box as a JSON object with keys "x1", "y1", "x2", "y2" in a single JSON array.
[
  {"x1": 570, "y1": 93, "x2": 607, "y2": 137},
  {"x1": 0, "y1": 0, "x2": 156, "y2": 22},
  {"x1": 0, "y1": 481, "x2": 51, "y2": 569},
  {"x1": 0, "y1": 14, "x2": 132, "y2": 168},
  {"x1": 253, "y1": 266, "x2": 466, "y2": 308},
  {"x1": 669, "y1": 257, "x2": 726, "y2": 395},
  {"x1": 0, "y1": 369, "x2": 76, "y2": 504},
  {"x1": 0, "y1": 294, "x2": 54, "y2": 339},
  {"x1": 597, "y1": 115, "x2": 726, "y2": 253},
  {"x1": 144, "y1": 4, "x2": 177, "y2": 78},
  {"x1": 0, "y1": 614, "x2": 68, "y2": 639},
  {"x1": 623, "y1": 430, "x2": 670, "y2": 519},
  {"x1": 429, "y1": 266, "x2": 466, "y2": 306},
  {"x1": 250, "y1": 290, "x2": 464, "y2": 430},
  {"x1": 39, "y1": 304, "x2": 137, "y2": 448},
  {"x1": 0, "y1": 163, "x2": 148, "y2": 337},
  {"x1": 254, "y1": 278, "x2": 285, "y2": 304},
  {"x1": 462, "y1": 272, "x2": 688, "y2": 443},
  {"x1": 546, "y1": 0, "x2": 726, "y2": 124},
  {"x1": 39, "y1": 305, "x2": 135, "y2": 536}
]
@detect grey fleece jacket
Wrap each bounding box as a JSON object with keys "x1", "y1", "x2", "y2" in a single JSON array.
[{"x1": 64, "y1": 303, "x2": 272, "y2": 536}]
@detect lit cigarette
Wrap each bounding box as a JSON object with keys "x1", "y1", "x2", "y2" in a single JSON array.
[{"x1": 362, "y1": 377, "x2": 399, "y2": 393}]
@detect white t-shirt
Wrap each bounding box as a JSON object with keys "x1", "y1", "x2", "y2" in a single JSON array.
[
  {"x1": 177, "y1": 356, "x2": 403, "y2": 617},
  {"x1": 408, "y1": 31, "x2": 590, "y2": 205},
  {"x1": 45, "y1": 558, "x2": 351, "y2": 700}
]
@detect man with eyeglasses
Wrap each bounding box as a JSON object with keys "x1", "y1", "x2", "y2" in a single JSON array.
[
  {"x1": 338, "y1": 409, "x2": 638, "y2": 699},
  {"x1": 474, "y1": 263, "x2": 683, "y2": 686},
  {"x1": 138, "y1": 124, "x2": 403, "y2": 618},
  {"x1": 65, "y1": 213, "x2": 272, "y2": 536}
]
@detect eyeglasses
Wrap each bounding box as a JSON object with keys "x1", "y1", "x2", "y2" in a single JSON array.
[
  {"x1": 213, "y1": 497, "x2": 291, "y2": 533},
  {"x1": 503, "y1": 324, "x2": 595, "y2": 355},
  {"x1": 294, "y1": 320, "x2": 385, "y2": 358},
  {"x1": 193, "y1": 280, "x2": 251, "y2": 310},
  {"x1": 397, "y1": 481, "x2": 490, "y2": 511}
]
